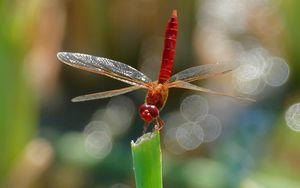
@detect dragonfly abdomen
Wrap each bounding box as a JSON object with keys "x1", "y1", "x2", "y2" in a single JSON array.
[{"x1": 158, "y1": 10, "x2": 178, "y2": 83}]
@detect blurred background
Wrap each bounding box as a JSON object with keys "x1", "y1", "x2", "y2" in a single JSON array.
[{"x1": 1, "y1": 0, "x2": 300, "y2": 187}]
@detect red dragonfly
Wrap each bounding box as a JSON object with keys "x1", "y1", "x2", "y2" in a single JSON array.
[{"x1": 57, "y1": 10, "x2": 253, "y2": 133}]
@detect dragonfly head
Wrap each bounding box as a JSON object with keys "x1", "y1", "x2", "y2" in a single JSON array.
[{"x1": 139, "y1": 104, "x2": 159, "y2": 122}]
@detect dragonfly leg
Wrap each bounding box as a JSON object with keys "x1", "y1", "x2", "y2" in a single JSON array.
[
  {"x1": 143, "y1": 122, "x2": 150, "y2": 134},
  {"x1": 154, "y1": 117, "x2": 165, "y2": 131}
]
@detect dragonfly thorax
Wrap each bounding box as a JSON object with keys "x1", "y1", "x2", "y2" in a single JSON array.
[
  {"x1": 146, "y1": 83, "x2": 169, "y2": 109},
  {"x1": 139, "y1": 104, "x2": 159, "y2": 122}
]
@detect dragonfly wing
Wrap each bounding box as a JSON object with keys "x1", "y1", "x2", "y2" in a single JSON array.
[
  {"x1": 169, "y1": 62, "x2": 238, "y2": 83},
  {"x1": 57, "y1": 52, "x2": 151, "y2": 87},
  {"x1": 72, "y1": 85, "x2": 143, "y2": 102},
  {"x1": 169, "y1": 81, "x2": 255, "y2": 102}
]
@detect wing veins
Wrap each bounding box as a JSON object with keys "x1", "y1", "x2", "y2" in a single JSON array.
[
  {"x1": 169, "y1": 63, "x2": 237, "y2": 83},
  {"x1": 72, "y1": 85, "x2": 143, "y2": 102},
  {"x1": 168, "y1": 81, "x2": 255, "y2": 102},
  {"x1": 57, "y1": 52, "x2": 151, "y2": 87}
]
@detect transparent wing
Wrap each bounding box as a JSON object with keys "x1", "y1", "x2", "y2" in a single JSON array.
[
  {"x1": 72, "y1": 85, "x2": 143, "y2": 102},
  {"x1": 168, "y1": 81, "x2": 255, "y2": 102},
  {"x1": 57, "y1": 52, "x2": 151, "y2": 87},
  {"x1": 169, "y1": 63, "x2": 237, "y2": 83}
]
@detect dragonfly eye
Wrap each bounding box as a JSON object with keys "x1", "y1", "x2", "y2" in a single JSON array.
[{"x1": 139, "y1": 104, "x2": 159, "y2": 122}]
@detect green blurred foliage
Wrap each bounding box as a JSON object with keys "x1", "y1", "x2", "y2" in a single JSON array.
[
  {"x1": 0, "y1": 0, "x2": 39, "y2": 183},
  {"x1": 281, "y1": 0, "x2": 300, "y2": 85}
]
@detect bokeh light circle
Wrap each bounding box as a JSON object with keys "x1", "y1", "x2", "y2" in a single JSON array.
[
  {"x1": 285, "y1": 103, "x2": 300, "y2": 131},
  {"x1": 196, "y1": 114, "x2": 222, "y2": 142},
  {"x1": 234, "y1": 77, "x2": 262, "y2": 95},
  {"x1": 83, "y1": 120, "x2": 111, "y2": 137},
  {"x1": 90, "y1": 96, "x2": 135, "y2": 136},
  {"x1": 84, "y1": 131, "x2": 113, "y2": 159},
  {"x1": 180, "y1": 95, "x2": 209, "y2": 122},
  {"x1": 263, "y1": 57, "x2": 289, "y2": 87},
  {"x1": 176, "y1": 122, "x2": 204, "y2": 150}
]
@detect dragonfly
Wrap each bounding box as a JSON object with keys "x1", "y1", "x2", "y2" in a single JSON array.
[{"x1": 57, "y1": 10, "x2": 253, "y2": 133}]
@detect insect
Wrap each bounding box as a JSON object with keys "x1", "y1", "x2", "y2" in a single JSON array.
[{"x1": 57, "y1": 10, "x2": 253, "y2": 133}]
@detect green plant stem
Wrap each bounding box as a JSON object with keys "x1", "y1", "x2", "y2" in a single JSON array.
[{"x1": 131, "y1": 131, "x2": 162, "y2": 188}]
